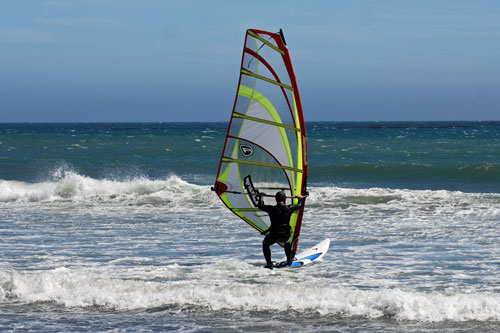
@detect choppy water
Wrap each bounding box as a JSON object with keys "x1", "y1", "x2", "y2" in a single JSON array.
[{"x1": 1, "y1": 122, "x2": 499, "y2": 331}]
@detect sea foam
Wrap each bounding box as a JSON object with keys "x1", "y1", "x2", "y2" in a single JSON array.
[
  {"x1": 2, "y1": 266, "x2": 500, "y2": 322},
  {"x1": 1, "y1": 171, "x2": 499, "y2": 219},
  {"x1": 0, "y1": 171, "x2": 213, "y2": 208}
]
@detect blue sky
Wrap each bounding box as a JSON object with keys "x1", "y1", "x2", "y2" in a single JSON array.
[{"x1": 1, "y1": 0, "x2": 499, "y2": 122}]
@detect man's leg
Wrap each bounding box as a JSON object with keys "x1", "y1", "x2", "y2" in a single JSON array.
[
  {"x1": 262, "y1": 234, "x2": 275, "y2": 269},
  {"x1": 284, "y1": 242, "x2": 293, "y2": 265}
]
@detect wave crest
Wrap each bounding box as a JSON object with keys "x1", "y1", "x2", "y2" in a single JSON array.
[
  {"x1": 1, "y1": 171, "x2": 499, "y2": 219},
  {"x1": 0, "y1": 171, "x2": 216, "y2": 209}
]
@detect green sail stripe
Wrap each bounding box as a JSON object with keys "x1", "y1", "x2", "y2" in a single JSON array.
[
  {"x1": 248, "y1": 30, "x2": 284, "y2": 55},
  {"x1": 220, "y1": 193, "x2": 266, "y2": 231},
  {"x1": 288, "y1": 211, "x2": 299, "y2": 242},
  {"x1": 237, "y1": 84, "x2": 298, "y2": 194},
  {"x1": 237, "y1": 213, "x2": 263, "y2": 231},
  {"x1": 221, "y1": 157, "x2": 303, "y2": 173},
  {"x1": 237, "y1": 84, "x2": 296, "y2": 174},
  {"x1": 232, "y1": 113, "x2": 300, "y2": 132},
  {"x1": 241, "y1": 69, "x2": 293, "y2": 91},
  {"x1": 292, "y1": 97, "x2": 303, "y2": 197},
  {"x1": 217, "y1": 156, "x2": 231, "y2": 183}
]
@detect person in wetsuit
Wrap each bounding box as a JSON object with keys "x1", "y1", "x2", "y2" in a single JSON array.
[{"x1": 257, "y1": 190, "x2": 304, "y2": 269}]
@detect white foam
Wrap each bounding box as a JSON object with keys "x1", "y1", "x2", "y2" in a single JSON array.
[
  {"x1": 305, "y1": 186, "x2": 500, "y2": 220},
  {"x1": 0, "y1": 171, "x2": 219, "y2": 211},
  {"x1": 1, "y1": 171, "x2": 498, "y2": 219},
  {"x1": 1, "y1": 266, "x2": 499, "y2": 322}
]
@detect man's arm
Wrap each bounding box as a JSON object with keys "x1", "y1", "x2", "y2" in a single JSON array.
[
  {"x1": 257, "y1": 193, "x2": 271, "y2": 211},
  {"x1": 289, "y1": 194, "x2": 304, "y2": 212},
  {"x1": 257, "y1": 193, "x2": 272, "y2": 235}
]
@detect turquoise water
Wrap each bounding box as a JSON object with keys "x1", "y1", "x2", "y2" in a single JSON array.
[
  {"x1": 1, "y1": 122, "x2": 499, "y2": 331},
  {"x1": 308, "y1": 122, "x2": 499, "y2": 192},
  {"x1": 1, "y1": 121, "x2": 499, "y2": 191}
]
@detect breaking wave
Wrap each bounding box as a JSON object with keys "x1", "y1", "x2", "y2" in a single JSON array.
[
  {"x1": 0, "y1": 170, "x2": 215, "y2": 209},
  {"x1": 1, "y1": 266, "x2": 499, "y2": 322},
  {"x1": 1, "y1": 169, "x2": 499, "y2": 219}
]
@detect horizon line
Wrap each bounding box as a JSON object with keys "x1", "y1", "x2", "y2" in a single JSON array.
[{"x1": 1, "y1": 120, "x2": 499, "y2": 124}]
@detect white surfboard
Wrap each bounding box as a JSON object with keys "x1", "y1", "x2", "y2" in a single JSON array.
[{"x1": 274, "y1": 238, "x2": 330, "y2": 268}]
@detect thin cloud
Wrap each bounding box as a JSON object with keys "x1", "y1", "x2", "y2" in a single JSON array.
[
  {"x1": 0, "y1": 28, "x2": 56, "y2": 43},
  {"x1": 35, "y1": 17, "x2": 121, "y2": 25},
  {"x1": 44, "y1": 0, "x2": 72, "y2": 6}
]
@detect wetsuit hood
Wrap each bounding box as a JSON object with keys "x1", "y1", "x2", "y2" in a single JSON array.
[{"x1": 275, "y1": 191, "x2": 286, "y2": 203}]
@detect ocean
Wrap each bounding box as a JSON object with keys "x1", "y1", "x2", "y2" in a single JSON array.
[{"x1": 1, "y1": 121, "x2": 499, "y2": 332}]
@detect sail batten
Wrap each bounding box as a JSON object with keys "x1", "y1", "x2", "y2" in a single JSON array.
[
  {"x1": 247, "y1": 30, "x2": 284, "y2": 54},
  {"x1": 221, "y1": 157, "x2": 303, "y2": 173},
  {"x1": 231, "y1": 113, "x2": 300, "y2": 131},
  {"x1": 241, "y1": 69, "x2": 294, "y2": 90},
  {"x1": 214, "y1": 28, "x2": 308, "y2": 255}
]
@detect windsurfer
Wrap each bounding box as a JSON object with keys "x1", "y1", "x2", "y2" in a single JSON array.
[{"x1": 257, "y1": 191, "x2": 304, "y2": 269}]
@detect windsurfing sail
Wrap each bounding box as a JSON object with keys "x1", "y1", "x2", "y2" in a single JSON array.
[{"x1": 212, "y1": 28, "x2": 308, "y2": 256}]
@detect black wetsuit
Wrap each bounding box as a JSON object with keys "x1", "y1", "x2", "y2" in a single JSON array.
[{"x1": 258, "y1": 197, "x2": 303, "y2": 267}]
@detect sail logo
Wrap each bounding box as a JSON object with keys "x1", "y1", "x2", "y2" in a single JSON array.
[
  {"x1": 243, "y1": 175, "x2": 259, "y2": 207},
  {"x1": 239, "y1": 145, "x2": 253, "y2": 157}
]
